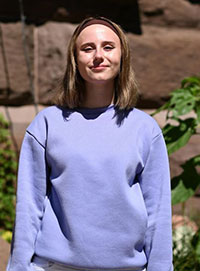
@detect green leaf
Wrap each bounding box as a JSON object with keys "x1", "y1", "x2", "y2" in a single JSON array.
[
  {"x1": 194, "y1": 101, "x2": 200, "y2": 124},
  {"x1": 191, "y1": 229, "x2": 200, "y2": 263},
  {"x1": 163, "y1": 118, "x2": 196, "y2": 155},
  {"x1": 171, "y1": 176, "x2": 199, "y2": 205},
  {"x1": 0, "y1": 113, "x2": 17, "y2": 230},
  {"x1": 191, "y1": 154, "x2": 200, "y2": 166},
  {"x1": 190, "y1": 85, "x2": 200, "y2": 97},
  {"x1": 0, "y1": 113, "x2": 9, "y2": 128},
  {"x1": 169, "y1": 88, "x2": 195, "y2": 117},
  {"x1": 171, "y1": 155, "x2": 200, "y2": 205},
  {"x1": 181, "y1": 76, "x2": 200, "y2": 88}
]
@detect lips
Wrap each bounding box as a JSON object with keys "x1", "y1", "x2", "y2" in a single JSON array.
[{"x1": 91, "y1": 65, "x2": 108, "y2": 70}]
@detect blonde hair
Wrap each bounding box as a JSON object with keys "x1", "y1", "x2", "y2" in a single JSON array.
[{"x1": 54, "y1": 16, "x2": 139, "y2": 109}]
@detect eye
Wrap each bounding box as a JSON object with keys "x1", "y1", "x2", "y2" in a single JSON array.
[
  {"x1": 104, "y1": 45, "x2": 114, "y2": 51},
  {"x1": 82, "y1": 47, "x2": 93, "y2": 52}
]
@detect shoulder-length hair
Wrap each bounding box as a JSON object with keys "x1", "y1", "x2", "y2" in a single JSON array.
[{"x1": 54, "y1": 16, "x2": 139, "y2": 109}]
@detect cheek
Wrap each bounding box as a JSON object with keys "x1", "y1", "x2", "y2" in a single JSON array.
[
  {"x1": 113, "y1": 55, "x2": 121, "y2": 72},
  {"x1": 77, "y1": 63, "x2": 86, "y2": 79},
  {"x1": 112, "y1": 50, "x2": 121, "y2": 67},
  {"x1": 77, "y1": 55, "x2": 91, "y2": 73},
  {"x1": 77, "y1": 52, "x2": 91, "y2": 64},
  {"x1": 76, "y1": 57, "x2": 86, "y2": 75},
  {"x1": 77, "y1": 58, "x2": 91, "y2": 80}
]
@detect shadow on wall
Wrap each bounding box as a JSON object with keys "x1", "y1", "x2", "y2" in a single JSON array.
[{"x1": 0, "y1": 0, "x2": 142, "y2": 34}]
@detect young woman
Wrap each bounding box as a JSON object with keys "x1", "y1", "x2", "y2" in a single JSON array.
[{"x1": 7, "y1": 17, "x2": 173, "y2": 271}]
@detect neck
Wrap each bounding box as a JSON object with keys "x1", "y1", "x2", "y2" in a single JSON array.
[{"x1": 81, "y1": 81, "x2": 115, "y2": 108}]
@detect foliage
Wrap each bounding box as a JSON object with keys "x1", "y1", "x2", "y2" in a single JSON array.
[
  {"x1": 0, "y1": 230, "x2": 12, "y2": 243},
  {"x1": 153, "y1": 75, "x2": 200, "y2": 269},
  {"x1": 0, "y1": 113, "x2": 17, "y2": 231},
  {"x1": 152, "y1": 76, "x2": 200, "y2": 205},
  {"x1": 173, "y1": 227, "x2": 200, "y2": 271}
]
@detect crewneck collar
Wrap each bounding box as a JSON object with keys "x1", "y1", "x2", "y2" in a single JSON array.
[{"x1": 75, "y1": 104, "x2": 115, "y2": 115}]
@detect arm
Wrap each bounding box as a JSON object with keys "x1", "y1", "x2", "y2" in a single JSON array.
[
  {"x1": 139, "y1": 133, "x2": 173, "y2": 271},
  {"x1": 7, "y1": 131, "x2": 49, "y2": 271}
]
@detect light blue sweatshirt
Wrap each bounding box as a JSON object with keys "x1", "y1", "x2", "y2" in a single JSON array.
[{"x1": 7, "y1": 105, "x2": 173, "y2": 271}]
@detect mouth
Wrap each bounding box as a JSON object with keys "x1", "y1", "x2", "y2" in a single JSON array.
[{"x1": 91, "y1": 65, "x2": 108, "y2": 71}]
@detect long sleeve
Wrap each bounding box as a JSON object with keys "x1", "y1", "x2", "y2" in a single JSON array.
[
  {"x1": 7, "y1": 131, "x2": 49, "y2": 271},
  {"x1": 138, "y1": 133, "x2": 173, "y2": 271}
]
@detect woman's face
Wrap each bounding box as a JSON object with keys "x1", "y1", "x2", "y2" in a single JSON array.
[{"x1": 76, "y1": 24, "x2": 121, "y2": 85}]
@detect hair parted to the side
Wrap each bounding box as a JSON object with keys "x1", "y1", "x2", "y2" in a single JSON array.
[{"x1": 54, "y1": 16, "x2": 139, "y2": 110}]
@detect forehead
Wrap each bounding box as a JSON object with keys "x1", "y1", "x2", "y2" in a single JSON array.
[{"x1": 76, "y1": 24, "x2": 120, "y2": 45}]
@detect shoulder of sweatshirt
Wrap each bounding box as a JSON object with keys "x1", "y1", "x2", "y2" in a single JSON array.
[
  {"x1": 25, "y1": 106, "x2": 162, "y2": 147},
  {"x1": 130, "y1": 108, "x2": 162, "y2": 140},
  {"x1": 25, "y1": 105, "x2": 62, "y2": 147}
]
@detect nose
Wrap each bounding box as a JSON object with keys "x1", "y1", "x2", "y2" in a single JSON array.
[{"x1": 93, "y1": 48, "x2": 104, "y2": 66}]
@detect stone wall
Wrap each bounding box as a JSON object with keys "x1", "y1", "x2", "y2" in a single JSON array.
[
  {"x1": 1, "y1": 23, "x2": 200, "y2": 107},
  {"x1": 140, "y1": 0, "x2": 200, "y2": 28},
  {"x1": 0, "y1": 0, "x2": 141, "y2": 33}
]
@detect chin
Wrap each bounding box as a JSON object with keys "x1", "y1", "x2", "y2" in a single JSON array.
[
  {"x1": 90, "y1": 75, "x2": 116, "y2": 82},
  {"x1": 90, "y1": 78, "x2": 112, "y2": 84}
]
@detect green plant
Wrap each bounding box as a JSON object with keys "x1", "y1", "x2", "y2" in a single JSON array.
[
  {"x1": 152, "y1": 76, "x2": 200, "y2": 205},
  {"x1": 0, "y1": 229, "x2": 12, "y2": 243},
  {"x1": 173, "y1": 227, "x2": 200, "y2": 271},
  {"x1": 152, "y1": 75, "x2": 200, "y2": 269},
  {"x1": 0, "y1": 113, "x2": 17, "y2": 231}
]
